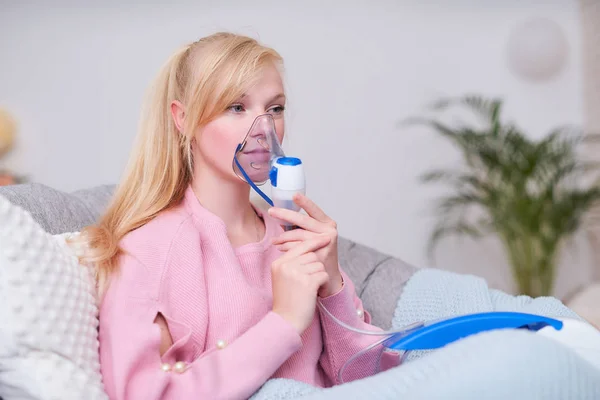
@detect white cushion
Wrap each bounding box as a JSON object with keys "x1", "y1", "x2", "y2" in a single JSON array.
[{"x1": 0, "y1": 194, "x2": 108, "y2": 399}]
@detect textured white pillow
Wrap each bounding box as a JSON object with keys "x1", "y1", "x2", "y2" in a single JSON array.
[{"x1": 0, "y1": 195, "x2": 108, "y2": 400}]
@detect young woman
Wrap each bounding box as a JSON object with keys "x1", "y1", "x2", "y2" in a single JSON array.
[{"x1": 83, "y1": 32, "x2": 399, "y2": 400}]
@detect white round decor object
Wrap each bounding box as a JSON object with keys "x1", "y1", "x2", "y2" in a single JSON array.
[{"x1": 506, "y1": 18, "x2": 569, "y2": 82}]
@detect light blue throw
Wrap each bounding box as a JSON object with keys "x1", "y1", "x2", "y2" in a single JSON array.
[{"x1": 251, "y1": 268, "x2": 600, "y2": 399}]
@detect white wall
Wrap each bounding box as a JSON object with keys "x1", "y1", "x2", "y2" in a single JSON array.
[{"x1": 0, "y1": 0, "x2": 591, "y2": 298}]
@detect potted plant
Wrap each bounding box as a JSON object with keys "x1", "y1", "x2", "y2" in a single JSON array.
[{"x1": 405, "y1": 95, "x2": 600, "y2": 297}]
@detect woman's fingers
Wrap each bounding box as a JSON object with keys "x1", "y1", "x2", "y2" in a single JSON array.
[
  {"x1": 299, "y1": 261, "x2": 326, "y2": 274},
  {"x1": 272, "y1": 229, "x2": 316, "y2": 245},
  {"x1": 276, "y1": 241, "x2": 302, "y2": 252},
  {"x1": 292, "y1": 251, "x2": 319, "y2": 265},
  {"x1": 268, "y1": 193, "x2": 337, "y2": 234},
  {"x1": 274, "y1": 235, "x2": 330, "y2": 265},
  {"x1": 292, "y1": 193, "x2": 333, "y2": 224},
  {"x1": 268, "y1": 207, "x2": 324, "y2": 233}
]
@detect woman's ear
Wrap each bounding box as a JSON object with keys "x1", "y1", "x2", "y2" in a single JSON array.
[{"x1": 170, "y1": 100, "x2": 185, "y2": 133}]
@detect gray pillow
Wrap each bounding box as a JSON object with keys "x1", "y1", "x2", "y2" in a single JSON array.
[{"x1": 0, "y1": 183, "x2": 114, "y2": 234}]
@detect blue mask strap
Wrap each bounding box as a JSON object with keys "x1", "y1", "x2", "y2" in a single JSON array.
[{"x1": 234, "y1": 144, "x2": 274, "y2": 207}]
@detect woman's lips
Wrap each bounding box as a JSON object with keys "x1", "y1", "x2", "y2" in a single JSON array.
[
  {"x1": 244, "y1": 148, "x2": 269, "y2": 154},
  {"x1": 241, "y1": 150, "x2": 270, "y2": 169}
]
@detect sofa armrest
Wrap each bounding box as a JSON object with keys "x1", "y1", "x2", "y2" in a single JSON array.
[
  {"x1": 360, "y1": 257, "x2": 418, "y2": 329},
  {"x1": 338, "y1": 238, "x2": 418, "y2": 329}
]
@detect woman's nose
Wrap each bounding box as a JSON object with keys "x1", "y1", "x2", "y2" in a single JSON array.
[{"x1": 248, "y1": 113, "x2": 273, "y2": 138}]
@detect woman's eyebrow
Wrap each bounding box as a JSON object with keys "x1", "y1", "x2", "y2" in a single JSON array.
[{"x1": 267, "y1": 93, "x2": 286, "y2": 103}]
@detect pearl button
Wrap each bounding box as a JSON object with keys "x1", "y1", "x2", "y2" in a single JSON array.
[
  {"x1": 356, "y1": 309, "x2": 364, "y2": 318},
  {"x1": 173, "y1": 361, "x2": 186, "y2": 374},
  {"x1": 161, "y1": 363, "x2": 171, "y2": 372},
  {"x1": 216, "y1": 339, "x2": 227, "y2": 349}
]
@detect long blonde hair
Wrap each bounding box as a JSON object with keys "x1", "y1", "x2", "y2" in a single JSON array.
[{"x1": 80, "y1": 32, "x2": 283, "y2": 295}]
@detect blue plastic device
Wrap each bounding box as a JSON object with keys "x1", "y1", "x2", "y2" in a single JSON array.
[{"x1": 383, "y1": 312, "x2": 564, "y2": 351}]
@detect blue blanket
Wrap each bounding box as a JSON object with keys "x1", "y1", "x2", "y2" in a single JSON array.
[{"x1": 250, "y1": 268, "x2": 600, "y2": 399}]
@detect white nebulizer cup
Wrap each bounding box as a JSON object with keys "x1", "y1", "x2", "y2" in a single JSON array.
[{"x1": 269, "y1": 157, "x2": 306, "y2": 230}]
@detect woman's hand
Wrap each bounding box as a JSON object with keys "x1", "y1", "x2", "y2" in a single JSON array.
[
  {"x1": 268, "y1": 193, "x2": 343, "y2": 298},
  {"x1": 271, "y1": 236, "x2": 331, "y2": 334}
]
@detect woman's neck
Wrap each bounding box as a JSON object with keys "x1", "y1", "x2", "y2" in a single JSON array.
[{"x1": 190, "y1": 166, "x2": 263, "y2": 242}]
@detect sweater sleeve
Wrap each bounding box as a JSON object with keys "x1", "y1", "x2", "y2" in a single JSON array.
[
  {"x1": 98, "y1": 255, "x2": 302, "y2": 400},
  {"x1": 317, "y1": 269, "x2": 401, "y2": 384}
]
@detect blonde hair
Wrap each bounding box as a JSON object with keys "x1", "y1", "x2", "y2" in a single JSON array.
[{"x1": 79, "y1": 32, "x2": 283, "y2": 295}]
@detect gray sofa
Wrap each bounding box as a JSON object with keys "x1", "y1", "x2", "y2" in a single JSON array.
[{"x1": 0, "y1": 183, "x2": 418, "y2": 329}]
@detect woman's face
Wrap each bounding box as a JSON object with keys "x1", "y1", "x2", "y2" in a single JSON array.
[{"x1": 193, "y1": 64, "x2": 286, "y2": 184}]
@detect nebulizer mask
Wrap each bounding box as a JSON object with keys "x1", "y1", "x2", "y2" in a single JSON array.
[
  {"x1": 232, "y1": 115, "x2": 600, "y2": 383},
  {"x1": 233, "y1": 113, "x2": 306, "y2": 230}
]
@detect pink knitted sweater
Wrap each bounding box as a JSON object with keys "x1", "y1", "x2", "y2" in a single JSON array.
[{"x1": 98, "y1": 186, "x2": 399, "y2": 400}]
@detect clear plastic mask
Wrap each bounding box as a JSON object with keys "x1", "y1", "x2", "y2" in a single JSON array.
[{"x1": 233, "y1": 113, "x2": 285, "y2": 185}]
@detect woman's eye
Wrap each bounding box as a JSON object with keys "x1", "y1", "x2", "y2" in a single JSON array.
[
  {"x1": 228, "y1": 104, "x2": 245, "y2": 113},
  {"x1": 268, "y1": 105, "x2": 285, "y2": 115}
]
